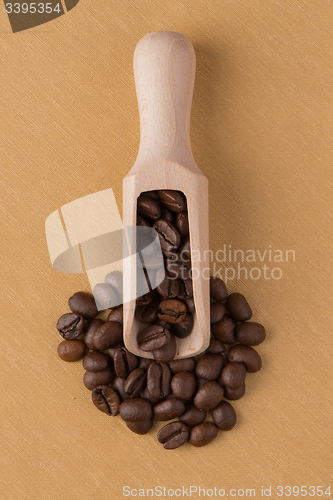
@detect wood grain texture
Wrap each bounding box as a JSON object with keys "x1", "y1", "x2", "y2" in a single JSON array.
[
  {"x1": 123, "y1": 32, "x2": 210, "y2": 358},
  {"x1": 0, "y1": 1, "x2": 333, "y2": 499}
]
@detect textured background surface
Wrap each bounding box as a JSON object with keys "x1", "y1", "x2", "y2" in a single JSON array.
[{"x1": 1, "y1": 1, "x2": 333, "y2": 499}]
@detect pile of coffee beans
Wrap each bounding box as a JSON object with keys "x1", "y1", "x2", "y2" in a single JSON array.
[{"x1": 56, "y1": 276, "x2": 265, "y2": 449}]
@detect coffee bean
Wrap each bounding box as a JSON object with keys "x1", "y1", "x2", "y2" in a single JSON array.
[
  {"x1": 135, "y1": 302, "x2": 159, "y2": 324},
  {"x1": 169, "y1": 357, "x2": 196, "y2": 374},
  {"x1": 92, "y1": 386, "x2": 120, "y2": 416},
  {"x1": 147, "y1": 362, "x2": 171, "y2": 399},
  {"x1": 157, "y1": 190, "x2": 186, "y2": 213},
  {"x1": 212, "y1": 401, "x2": 237, "y2": 431},
  {"x1": 220, "y1": 362, "x2": 247, "y2": 390},
  {"x1": 137, "y1": 195, "x2": 161, "y2": 221},
  {"x1": 119, "y1": 398, "x2": 152, "y2": 423},
  {"x1": 161, "y1": 207, "x2": 174, "y2": 223},
  {"x1": 189, "y1": 422, "x2": 218, "y2": 447},
  {"x1": 107, "y1": 306, "x2": 123, "y2": 325},
  {"x1": 210, "y1": 277, "x2": 228, "y2": 302},
  {"x1": 177, "y1": 279, "x2": 193, "y2": 300},
  {"x1": 175, "y1": 212, "x2": 189, "y2": 238},
  {"x1": 124, "y1": 368, "x2": 146, "y2": 398},
  {"x1": 57, "y1": 313, "x2": 85, "y2": 340},
  {"x1": 113, "y1": 376, "x2": 130, "y2": 401},
  {"x1": 153, "y1": 398, "x2": 186, "y2": 421},
  {"x1": 104, "y1": 270, "x2": 123, "y2": 300},
  {"x1": 207, "y1": 338, "x2": 226, "y2": 354},
  {"x1": 93, "y1": 321, "x2": 123, "y2": 350},
  {"x1": 83, "y1": 367, "x2": 114, "y2": 391},
  {"x1": 156, "y1": 271, "x2": 179, "y2": 299},
  {"x1": 114, "y1": 347, "x2": 138, "y2": 379},
  {"x1": 84, "y1": 319, "x2": 103, "y2": 350},
  {"x1": 137, "y1": 324, "x2": 171, "y2": 351},
  {"x1": 126, "y1": 419, "x2": 153, "y2": 435},
  {"x1": 139, "y1": 357, "x2": 154, "y2": 370},
  {"x1": 228, "y1": 345, "x2": 262, "y2": 372},
  {"x1": 93, "y1": 283, "x2": 118, "y2": 309},
  {"x1": 153, "y1": 333, "x2": 177, "y2": 363},
  {"x1": 179, "y1": 403, "x2": 206, "y2": 427},
  {"x1": 235, "y1": 322, "x2": 266, "y2": 346},
  {"x1": 105, "y1": 343, "x2": 124, "y2": 359},
  {"x1": 196, "y1": 377, "x2": 208, "y2": 390},
  {"x1": 179, "y1": 237, "x2": 190, "y2": 261},
  {"x1": 68, "y1": 291, "x2": 98, "y2": 320},
  {"x1": 226, "y1": 293, "x2": 252, "y2": 322},
  {"x1": 210, "y1": 302, "x2": 227, "y2": 324},
  {"x1": 223, "y1": 383, "x2": 246, "y2": 400},
  {"x1": 171, "y1": 372, "x2": 196, "y2": 401},
  {"x1": 158, "y1": 299, "x2": 187, "y2": 324},
  {"x1": 185, "y1": 297, "x2": 195, "y2": 313},
  {"x1": 158, "y1": 421, "x2": 189, "y2": 449},
  {"x1": 57, "y1": 339, "x2": 86, "y2": 362},
  {"x1": 142, "y1": 190, "x2": 159, "y2": 200},
  {"x1": 196, "y1": 353, "x2": 225, "y2": 381},
  {"x1": 211, "y1": 315, "x2": 237, "y2": 344},
  {"x1": 140, "y1": 386, "x2": 163, "y2": 406},
  {"x1": 136, "y1": 290, "x2": 156, "y2": 306},
  {"x1": 83, "y1": 351, "x2": 111, "y2": 372},
  {"x1": 194, "y1": 381, "x2": 224, "y2": 411},
  {"x1": 153, "y1": 220, "x2": 181, "y2": 254},
  {"x1": 137, "y1": 214, "x2": 150, "y2": 227},
  {"x1": 171, "y1": 313, "x2": 194, "y2": 339},
  {"x1": 166, "y1": 257, "x2": 190, "y2": 281}
]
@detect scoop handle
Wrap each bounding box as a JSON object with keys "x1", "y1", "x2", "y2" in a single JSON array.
[{"x1": 133, "y1": 31, "x2": 198, "y2": 172}]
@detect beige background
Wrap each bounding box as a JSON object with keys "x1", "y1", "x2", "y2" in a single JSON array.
[{"x1": 1, "y1": 1, "x2": 333, "y2": 499}]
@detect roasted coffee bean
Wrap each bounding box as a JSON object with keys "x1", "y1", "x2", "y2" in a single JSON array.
[
  {"x1": 57, "y1": 313, "x2": 85, "y2": 340},
  {"x1": 105, "y1": 343, "x2": 124, "y2": 359},
  {"x1": 104, "y1": 270, "x2": 123, "y2": 300},
  {"x1": 119, "y1": 398, "x2": 152, "y2": 423},
  {"x1": 212, "y1": 401, "x2": 237, "y2": 431},
  {"x1": 126, "y1": 419, "x2": 153, "y2": 435},
  {"x1": 57, "y1": 339, "x2": 86, "y2": 362},
  {"x1": 140, "y1": 386, "x2": 163, "y2": 406},
  {"x1": 158, "y1": 421, "x2": 189, "y2": 449},
  {"x1": 107, "y1": 306, "x2": 123, "y2": 325},
  {"x1": 179, "y1": 237, "x2": 190, "y2": 261},
  {"x1": 83, "y1": 367, "x2": 114, "y2": 391},
  {"x1": 210, "y1": 302, "x2": 227, "y2": 324},
  {"x1": 175, "y1": 212, "x2": 189, "y2": 238},
  {"x1": 68, "y1": 291, "x2": 98, "y2": 320},
  {"x1": 196, "y1": 377, "x2": 209, "y2": 390},
  {"x1": 84, "y1": 319, "x2": 104, "y2": 350},
  {"x1": 157, "y1": 190, "x2": 186, "y2": 213},
  {"x1": 135, "y1": 302, "x2": 159, "y2": 324},
  {"x1": 160, "y1": 207, "x2": 174, "y2": 223},
  {"x1": 142, "y1": 190, "x2": 159, "y2": 200},
  {"x1": 179, "y1": 403, "x2": 206, "y2": 427},
  {"x1": 196, "y1": 353, "x2": 225, "y2": 381},
  {"x1": 153, "y1": 398, "x2": 186, "y2": 421},
  {"x1": 169, "y1": 357, "x2": 196, "y2": 374},
  {"x1": 177, "y1": 279, "x2": 193, "y2": 300},
  {"x1": 139, "y1": 357, "x2": 154, "y2": 370},
  {"x1": 156, "y1": 272, "x2": 179, "y2": 299},
  {"x1": 113, "y1": 376, "x2": 129, "y2": 401},
  {"x1": 171, "y1": 313, "x2": 194, "y2": 339},
  {"x1": 171, "y1": 371, "x2": 196, "y2": 401},
  {"x1": 153, "y1": 220, "x2": 181, "y2": 254},
  {"x1": 185, "y1": 297, "x2": 195, "y2": 313},
  {"x1": 226, "y1": 293, "x2": 252, "y2": 322},
  {"x1": 136, "y1": 290, "x2": 156, "y2": 306},
  {"x1": 92, "y1": 386, "x2": 120, "y2": 416},
  {"x1": 93, "y1": 283, "x2": 118, "y2": 309},
  {"x1": 194, "y1": 381, "x2": 224, "y2": 411},
  {"x1": 137, "y1": 214, "x2": 150, "y2": 227},
  {"x1": 147, "y1": 362, "x2": 171, "y2": 399},
  {"x1": 137, "y1": 324, "x2": 171, "y2": 351},
  {"x1": 158, "y1": 299, "x2": 187, "y2": 324},
  {"x1": 137, "y1": 195, "x2": 161, "y2": 220},
  {"x1": 207, "y1": 338, "x2": 226, "y2": 354},
  {"x1": 93, "y1": 321, "x2": 123, "y2": 350},
  {"x1": 166, "y1": 257, "x2": 190, "y2": 281},
  {"x1": 223, "y1": 383, "x2": 246, "y2": 400},
  {"x1": 83, "y1": 351, "x2": 111, "y2": 372},
  {"x1": 211, "y1": 315, "x2": 237, "y2": 344},
  {"x1": 153, "y1": 333, "x2": 177, "y2": 363},
  {"x1": 235, "y1": 322, "x2": 266, "y2": 346},
  {"x1": 190, "y1": 422, "x2": 218, "y2": 447},
  {"x1": 228, "y1": 345, "x2": 262, "y2": 372},
  {"x1": 210, "y1": 276, "x2": 228, "y2": 302},
  {"x1": 220, "y1": 362, "x2": 247, "y2": 390},
  {"x1": 124, "y1": 368, "x2": 146, "y2": 398},
  {"x1": 113, "y1": 347, "x2": 138, "y2": 379}
]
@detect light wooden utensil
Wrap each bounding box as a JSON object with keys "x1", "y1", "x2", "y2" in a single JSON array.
[{"x1": 123, "y1": 31, "x2": 210, "y2": 359}]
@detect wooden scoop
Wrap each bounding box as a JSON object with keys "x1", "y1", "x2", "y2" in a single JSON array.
[{"x1": 123, "y1": 31, "x2": 210, "y2": 359}]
